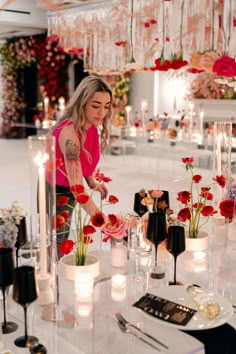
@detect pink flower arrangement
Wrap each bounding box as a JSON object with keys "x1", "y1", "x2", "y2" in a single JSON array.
[{"x1": 102, "y1": 214, "x2": 128, "y2": 242}]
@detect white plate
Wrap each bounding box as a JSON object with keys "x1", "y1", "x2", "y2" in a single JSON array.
[{"x1": 141, "y1": 285, "x2": 233, "y2": 330}]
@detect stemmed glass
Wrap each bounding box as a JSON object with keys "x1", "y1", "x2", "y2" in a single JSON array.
[
  {"x1": 166, "y1": 225, "x2": 185, "y2": 285},
  {"x1": 15, "y1": 216, "x2": 28, "y2": 267},
  {"x1": 133, "y1": 192, "x2": 148, "y2": 217},
  {"x1": 13, "y1": 265, "x2": 39, "y2": 348},
  {"x1": 0, "y1": 248, "x2": 18, "y2": 334},
  {"x1": 146, "y1": 212, "x2": 166, "y2": 279}
]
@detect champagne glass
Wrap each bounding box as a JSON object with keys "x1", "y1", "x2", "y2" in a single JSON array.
[
  {"x1": 146, "y1": 212, "x2": 166, "y2": 279},
  {"x1": 133, "y1": 192, "x2": 148, "y2": 217},
  {"x1": 13, "y1": 265, "x2": 39, "y2": 348},
  {"x1": 15, "y1": 216, "x2": 28, "y2": 267},
  {"x1": 0, "y1": 248, "x2": 18, "y2": 334},
  {"x1": 166, "y1": 225, "x2": 185, "y2": 285}
]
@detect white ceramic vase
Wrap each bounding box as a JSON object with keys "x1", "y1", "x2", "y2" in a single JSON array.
[
  {"x1": 60, "y1": 253, "x2": 99, "y2": 281},
  {"x1": 185, "y1": 231, "x2": 208, "y2": 251}
]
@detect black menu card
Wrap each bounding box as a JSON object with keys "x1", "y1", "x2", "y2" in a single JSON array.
[{"x1": 133, "y1": 293, "x2": 196, "y2": 326}]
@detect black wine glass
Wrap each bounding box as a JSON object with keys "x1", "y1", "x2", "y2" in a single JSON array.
[
  {"x1": 166, "y1": 225, "x2": 185, "y2": 285},
  {"x1": 146, "y1": 212, "x2": 166, "y2": 279},
  {"x1": 0, "y1": 248, "x2": 18, "y2": 334},
  {"x1": 13, "y1": 265, "x2": 39, "y2": 348},
  {"x1": 133, "y1": 192, "x2": 148, "y2": 217},
  {"x1": 15, "y1": 216, "x2": 28, "y2": 267}
]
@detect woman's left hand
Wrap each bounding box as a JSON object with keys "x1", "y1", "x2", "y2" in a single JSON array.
[{"x1": 95, "y1": 183, "x2": 108, "y2": 200}]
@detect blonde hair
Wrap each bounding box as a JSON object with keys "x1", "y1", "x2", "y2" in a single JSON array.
[{"x1": 52, "y1": 75, "x2": 113, "y2": 154}]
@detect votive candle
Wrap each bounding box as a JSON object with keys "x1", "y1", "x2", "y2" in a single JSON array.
[{"x1": 74, "y1": 268, "x2": 94, "y2": 300}]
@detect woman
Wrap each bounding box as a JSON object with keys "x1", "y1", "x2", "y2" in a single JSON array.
[{"x1": 51, "y1": 75, "x2": 113, "y2": 250}]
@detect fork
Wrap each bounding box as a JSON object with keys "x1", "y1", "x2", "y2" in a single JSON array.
[
  {"x1": 115, "y1": 312, "x2": 169, "y2": 350},
  {"x1": 116, "y1": 318, "x2": 162, "y2": 352}
]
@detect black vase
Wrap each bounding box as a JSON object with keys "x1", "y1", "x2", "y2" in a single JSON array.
[{"x1": 133, "y1": 192, "x2": 148, "y2": 217}]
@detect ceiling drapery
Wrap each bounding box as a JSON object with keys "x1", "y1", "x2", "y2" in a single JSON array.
[{"x1": 47, "y1": 0, "x2": 236, "y2": 74}]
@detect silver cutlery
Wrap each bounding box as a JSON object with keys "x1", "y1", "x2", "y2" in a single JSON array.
[
  {"x1": 116, "y1": 318, "x2": 162, "y2": 352},
  {"x1": 115, "y1": 312, "x2": 168, "y2": 350}
]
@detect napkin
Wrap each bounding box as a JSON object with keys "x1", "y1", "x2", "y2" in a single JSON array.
[{"x1": 183, "y1": 323, "x2": 236, "y2": 354}]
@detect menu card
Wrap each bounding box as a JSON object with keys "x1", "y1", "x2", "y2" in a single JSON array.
[{"x1": 133, "y1": 293, "x2": 196, "y2": 326}]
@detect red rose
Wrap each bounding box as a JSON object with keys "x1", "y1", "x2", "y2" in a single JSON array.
[
  {"x1": 70, "y1": 184, "x2": 85, "y2": 194},
  {"x1": 177, "y1": 191, "x2": 191, "y2": 204},
  {"x1": 57, "y1": 196, "x2": 70, "y2": 206},
  {"x1": 55, "y1": 215, "x2": 66, "y2": 230},
  {"x1": 108, "y1": 195, "x2": 119, "y2": 204},
  {"x1": 219, "y1": 200, "x2": 235, "y2": 218},
  {"x1": 201, "y1": 205, "x2": 217, "y2": 217},
  {"x1": 155, "y1": 58, "x2": 171, "y2": 71},
  {"x1": 200, "y1": 191, "x2": 213, "y2": 200},
  {"x1": 90, "y1": 212, "x2": 105, "y2": 227},
  {"x1": 177, "y1": 208, "x2": 191, "y2": 222},
  {"x1": 76, "y1": 193, "x2": 89, "y2": 204},
  {"x1": 213, "y1": 175, "x2": 226, "y2": 188},
  {"x1": 83, "y1": 225, "x2": 96, "y2": 235},
  {"x1": 213, "y1": 55, "x2": 236, "y2": 78},
  {"x1": 192, "y1": 174, "x2": 202, "y2": 183},
  {"x1": 182, "y1": 157, "x2": 194, "y2": 164},
  {"x1": 60, "y1": 240, "x2": 74, "y2": 255},
  {"x1": 60, "y1": 210, "x2": 69, "y2": 221}
]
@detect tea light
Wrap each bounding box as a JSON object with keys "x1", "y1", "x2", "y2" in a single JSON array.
[
  {"x1": 193, "y1": 251, "x2": 206, "y2": 263},
  {"x1": 111, "y1": 287, "x2": 126, "y2": 302},
  {"x1": 111, "y1": 274, "x2": 126, "y2": 289},
  {"x1": 74, "y1": 268, "x2": 94, "y2": 300},
  {"x1": 74, "y1": 301, "x2": 93, "y2": 331}
]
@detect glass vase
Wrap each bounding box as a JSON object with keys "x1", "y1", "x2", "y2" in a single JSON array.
[
  {"x1": 111, "y1": 238, "x2": 127, "y2": 267},
  {"x1": 213, "y1": 122, "x2": 232, "y2": 214}
]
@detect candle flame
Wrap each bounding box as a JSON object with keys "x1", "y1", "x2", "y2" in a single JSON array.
[{"x1": 34, "y1": 152, "x2": 49, "y2": 167}]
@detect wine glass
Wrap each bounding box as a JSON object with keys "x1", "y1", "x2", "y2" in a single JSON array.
[
  {"x1": 15, "y1": 216, "x2": 28, "y2": 267},
  {"x1": 166, "y1": 225, "x2": 185, "y2": 285},
  {"x1": 13, "y1": 265, "x2": 39, "y2": 348},
  {"x1": 133, "y1": 192, "x2": 148, "y2": 217},
  {"x1": 0, "y1": 248, "x2": 18, "y2": 334},
  {"x1": 146, "y1": 212, "x2": 166, "y2": 279}
]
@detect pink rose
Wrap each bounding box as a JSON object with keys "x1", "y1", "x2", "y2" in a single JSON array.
[
  {"x1": 213, "y1": 56, "x2": 236, "y2": 78},
  {"x1": 102, "y1": 214, "x2": 127, "y2": 241}
]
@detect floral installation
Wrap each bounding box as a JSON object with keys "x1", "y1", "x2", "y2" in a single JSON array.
[
  {"x1": 0, "y1": 34, "x2": 71, "y2": 138},
  {"x1": 103, "y1": 74, "x2": 130, "y2": 128},
  {"x1": 56, "y1": 167, "x2": 120, "y2": 266},
  {"x1": 188, "y1": 73, "x2": 236, "y2": 100},
  {"x1": 0, "y1": 201, "x2": 24, "y2": 248},
  {"x1": 177, "y1": 157, "x2": 226, "y2": 238}
]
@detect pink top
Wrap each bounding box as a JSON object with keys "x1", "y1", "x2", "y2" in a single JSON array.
[{"x1": 53, "y1": 120, "x2": 100, "y2": 186}]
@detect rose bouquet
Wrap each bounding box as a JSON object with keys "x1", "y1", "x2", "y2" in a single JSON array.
[
  {"x1": 0, "y1": 201, "x2": 24, "y2": 248},
  {"x1": 55, "y1": 168, "x2": 120, "y2": 266},
  {"x1": 177, "y1": 157, "x2": 226, "y2": 238}
]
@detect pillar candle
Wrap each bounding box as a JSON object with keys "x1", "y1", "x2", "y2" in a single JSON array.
[
  {"x1": 38, "y1": 165, "x2": 47, "y2": 277},
  {"x1": 199, "y1": 110, "x2": 204, "y2": 141},
  {"x1": 216, "y1": 134, "x2": 222, "y2": 208},
  {"x1": 189, "y1": 102, "x2": 194, "y2": 140}
]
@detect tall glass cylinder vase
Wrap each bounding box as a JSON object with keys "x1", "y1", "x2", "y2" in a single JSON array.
[
  {"x1": 213, "y1": 122, "x2": 232, "y2": 213},
  {"x1": 28, "y1": 135, "x2": 56, "y2": 305}
]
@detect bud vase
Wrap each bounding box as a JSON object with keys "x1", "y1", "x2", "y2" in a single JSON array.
[{"x1": 111, "y1": 238, "x2": 127, "y2": 267}]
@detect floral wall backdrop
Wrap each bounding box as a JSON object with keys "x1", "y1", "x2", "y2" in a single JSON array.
[{"x1": 0, "y1": 35, "x2": 70, "y2": 138}]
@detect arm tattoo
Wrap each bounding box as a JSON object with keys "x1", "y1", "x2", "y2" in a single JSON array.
[{"x1": 65, "y1": 139, "x2": 79, "y2": 161}]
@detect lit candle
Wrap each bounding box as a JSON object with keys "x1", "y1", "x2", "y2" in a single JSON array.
[
  {"x1": 193, "y1": 251, "x2": 206, "y2": 262},
  {"x1": 34, "y1": 152, "x2": 48, "y2": 277},
  {"x1": 111, "y1": 274, "x2": 126, "y2": 289},
  {"x1": 199, "y1": 110, "x2": 204, "y2": 142},
  {"x1": 125, "y1": 105, "x2": 132, "y2": 128},
  {"x1": 140, "y1": 99, "x2": 148, "y2": 136},
  {"x1": 58, "y1": 96, "x2": 65, "y2": 114},
  {"x1": 189, "y1": 102, "x2": 194, "y2": 140},
  {"x1": 216, "y1": 133, "x2": 222, "y2": 208},
  {"x1": 173, "y1": 95, "x2": 177, "y2": 111},
  {"x1": 44, "y1": 97, "x2": 49, "y2": 114},
  {"x1": 74, "y1": 268, "x2": 94, "y2": 299}
]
